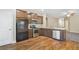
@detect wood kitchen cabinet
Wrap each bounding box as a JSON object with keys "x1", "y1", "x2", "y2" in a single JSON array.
[
  {"x1": 39, "y1": 28, "x2": 66, "y2": 40},
  {"x1": 29, "y1": 15, "x2": 43, "y2": 24},
  {"x1": 16, "y1": 9, "x2": 28, "y2": 18},
  {"x1": 39, "y1": 28, "x2": 52, "y2": 38},
  {"x1": 28, "y1": 29, "x2": 33, "y2": 38},
  {"x1": 36, "y1": 16, "x2": 43, "y2": 24}
]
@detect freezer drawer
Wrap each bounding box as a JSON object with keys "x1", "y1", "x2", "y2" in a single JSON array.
[{"x1": 16, "y1": 31, "x2": 28, "y2": 42}]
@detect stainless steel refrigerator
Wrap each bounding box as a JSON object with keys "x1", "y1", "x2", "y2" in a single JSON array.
[{"x1": 16, "y1": 19, "x2": 28, "y2": 42}]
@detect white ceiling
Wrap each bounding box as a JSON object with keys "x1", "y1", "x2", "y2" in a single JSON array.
[
  {"x1": 44, "y1": 9, "x2": 69, "y2": 17},
  {"x1": 26, "y1": 9, "x2": 79, "y2": 17},
  {"x1": 26, "y1": 9, "x2": 43, "y2": 15}
]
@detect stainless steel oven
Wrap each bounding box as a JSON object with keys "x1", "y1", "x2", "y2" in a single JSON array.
[{"x1": 32, "y1": 28, "x2": 39, "y2": 37}]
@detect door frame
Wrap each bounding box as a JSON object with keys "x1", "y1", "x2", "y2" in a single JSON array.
[{"x1": 13, "y1": 9, "x2": 16, "y2": 43}]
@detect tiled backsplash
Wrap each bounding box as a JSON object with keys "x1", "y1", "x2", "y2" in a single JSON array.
[{"x1": 28, "y1": 24, "x2": 42, "y2": 29}]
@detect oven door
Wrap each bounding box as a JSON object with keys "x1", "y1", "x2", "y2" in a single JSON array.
[{"x1": 33, "y1": 29, "x2": 39, "y2": 37}]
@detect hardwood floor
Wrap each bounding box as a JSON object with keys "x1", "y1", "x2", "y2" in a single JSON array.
[{"x1": 0, "y1": 36, "x2": 79, "y2": 50}]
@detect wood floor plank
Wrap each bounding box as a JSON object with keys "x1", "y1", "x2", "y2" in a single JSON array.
[{"x1": 0, "y1": 36, "x2": 79, "y2": 50}]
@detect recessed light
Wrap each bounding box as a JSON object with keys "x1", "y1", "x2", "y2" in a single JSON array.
[{"x1": 66, "y1": 14, "x2": 70, "y2": 17}]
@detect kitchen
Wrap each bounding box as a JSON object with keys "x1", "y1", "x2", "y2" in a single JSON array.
[
  {"x1": 16, "y1": 9, "x2": 66, "y2": 41},
  {"x1": 0, "y1": 9, "x2": 79, "y2": 50}
]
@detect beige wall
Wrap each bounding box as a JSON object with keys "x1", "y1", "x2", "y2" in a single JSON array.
[
  {"x1": 69, "y1": 15, "x2": 79, "y2": 33},
  {"x1": 42, "y1": 16, "x2": 58, "y2": 29},
  {"x1": 42, "y1": 16, "x2": 65, "y2": 29},
  {"x1": 41, "y1": 15, "x2": 47, "y2": 28},
  {"x1": 48, "y1": 16, "x2": 58, "y2": 28},
  {"x1": 65, "y1": 14, "x2": 79, "y2": 33},
  {"x1": 65, "y1": 17, "x2": 69, "y2": 31},
  {"x1": 65, "y1": 15, "x2": 79, "y2": 42}
]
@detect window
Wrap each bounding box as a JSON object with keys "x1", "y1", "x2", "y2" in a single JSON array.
[{"x1": 58, "y1": 18, "x2": 65, "y2": 28}]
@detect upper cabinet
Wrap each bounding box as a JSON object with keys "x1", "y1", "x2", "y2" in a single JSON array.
[
  {"x1": 16, "y1": 9, "x2": 28, "y2": 19},
  {"x1": 16, "y1": 9, "x2": 43, "y2": 24},
  {"x1": 28, "y1": 14, "x2": 43, "y2": 24},
  {"x1": 38, "y1": 16, "x2": 43, "y2": 24}
]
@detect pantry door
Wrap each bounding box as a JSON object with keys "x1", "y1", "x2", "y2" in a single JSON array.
[{"x1": 0, "y1": 9, "x2": 16, "y2": 46}]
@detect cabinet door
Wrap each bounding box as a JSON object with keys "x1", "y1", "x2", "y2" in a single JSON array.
[
  {"x1": 37, "y1": 16, "x2": 43, "y2": 24},
  {"x1": 39, "y1": 28, "x2": 45, "y2": 36},
  {"x1": 28, "y1": 29, "x2": 33, "y2": 38},
  {"x1": 16, "y1": 10, "x2": 27, "y2": 18},
  {"x1": 30, "y1": 16, "x2": 43, "y2": 24},
  {"x1": 60, "y1": 30, "x2": 66, "y2": 40},
  {"x1": 44, "y1": 29, "x2": 49, "y2": 37},
  {"x1": 36, "y1": 19, "x2": 43, "y2": 24},
  {"x1": 38, "y1": 28, "x2": 42, "y2": 36},
  {"x1": 39, "y1": 28, "x2": 52, "y2": 37}
]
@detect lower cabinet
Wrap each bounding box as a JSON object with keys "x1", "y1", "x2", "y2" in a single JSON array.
[
  {"x1": 28, "y1": 29, "x2": 33, "y2": 38},
  {"x1": 39, "y1": 28, "x2": 66, "y2": 40},
  {"x1": 39, "y1": 28, "x2": 52, "y2": 38}
]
